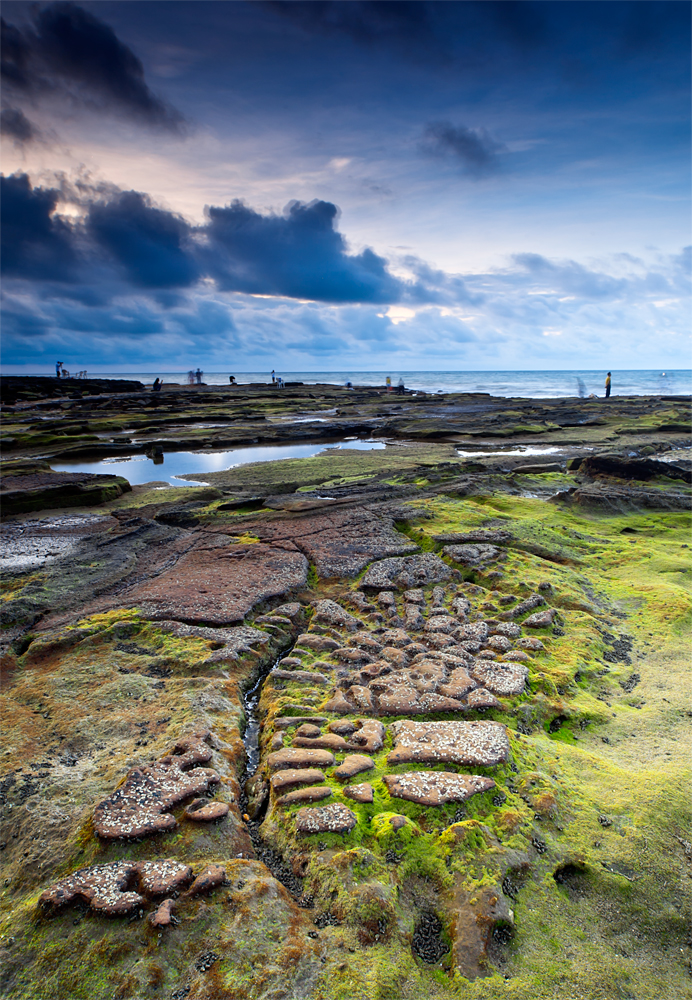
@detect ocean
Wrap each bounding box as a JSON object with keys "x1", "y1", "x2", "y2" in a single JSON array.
[{"x1": 40, "y1": 369, "x2": 691, "y2": 399}]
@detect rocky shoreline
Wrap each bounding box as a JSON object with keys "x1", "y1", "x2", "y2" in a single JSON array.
[{"x1": 0, "y1": 377, "x2": 690, "y2": 999}]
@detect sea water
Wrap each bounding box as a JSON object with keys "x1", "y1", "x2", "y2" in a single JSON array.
[{"x1": 41, "y1": 369, "x2": 691, "y2": 398}]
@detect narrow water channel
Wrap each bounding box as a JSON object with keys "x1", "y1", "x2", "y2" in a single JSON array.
[{"x1": 240, "y1": 644, "x2": 313, "y2": 904}]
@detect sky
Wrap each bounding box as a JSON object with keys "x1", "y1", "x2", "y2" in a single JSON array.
[{"x1": 1, "y1": 0, "x2": 690, "y2": 373}]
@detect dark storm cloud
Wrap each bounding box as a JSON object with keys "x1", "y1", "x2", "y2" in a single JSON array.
[
  {"x1": 0, "y1": 106, "x2": 40, "y2": 143},
  {"x1": 1, "y1": 3, "x2": 183, "y2": 129},
  {"x1": 421, "y1": 122, "x2": 506, "y2": 177},
  {"x1": 1, "y1": 172, "x2": 76, "y2": 281},
  {"x1": 1, "y1": 174, "x2": 407, "y2": 304},
  {"x1": 203, "y1": 198, "x2": 403, "y2": 303},
  {"x1": 86, "y1": 191, "x2": 199, "y2": 289}
]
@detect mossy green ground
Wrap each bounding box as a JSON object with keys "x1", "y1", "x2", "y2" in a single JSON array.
[{"x1": 1, "y1": 490, "x2": 690, "y2": 999}]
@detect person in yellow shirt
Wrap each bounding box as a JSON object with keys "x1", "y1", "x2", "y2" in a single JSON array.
[{"x1": 605, "y1": 372, "x2": 612, "y2": 398}]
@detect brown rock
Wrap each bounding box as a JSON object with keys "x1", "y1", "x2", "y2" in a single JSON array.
[
  {"x1": 379, "y1": 646, "x2": 408, "y2": 667},
  {"x1": 515, "y1": 637, "x2": 545, "y2": 651},
  {"x1": 383, "y1": 771, "x2": 494, "y2": 806},
  {"x1": 425, "y1": 616, "x2": 455, "y2": 634},
  {"x1": 270, "y1": 768, "x2": 326, "y2": 794},
  {"x1": 359, "y1": 553, "x2": 453, "y2": 591},
  {"x1": 437, "y1": 669, "x2": 477, "y2": 700},
  {"x1": 149, "y1": 898, "x2": 176, "y2": 928},
  {"x1": 266, "y1": 748, "x2": 336, "y2": 771},
  {"x1": 453, "y1": 886, "x2": 514, "y2": 980},
  {"x1": 389, "y1": 814, "x2": 409, "y2": 830},
  {"x1": 344, "y1": 783, "x2": 374, "y2": 803},
  {"x1": 346, "y1": 685, "x2": 374, "y2": 712},
  {"x1": 485, "y1": 635, "x2": 512, "y2": 653},
  {"x1": 272, "y1": 669, "x2": 330, "y2": 685},
  {"x1": 276, "y1": 786, "x2": 332, "y2": 806},
  {"x1": 183, "y1": 798, "x2": 230, "y2": 822},
  {"x1": 434, "y1": 530, "x2": 513, "y2": 545},
  {"x1": 404, "y1": 608, "x2": 425, "y2": 631},
  {"x1": 404, "y1": 589, "x2": 426, "y2": 605},
  {"x1": 93, "y1": 732, "x2": 220, "y2": 840},
  {"x1": 278, "y1": 656, "x2": 304, "y2": 668},
  {"x1": 186, "y1": 864, "x2": 226, "y2": 896},
  {"x1": 333, "y1": 754, "x2": 375, "y2": 781},
  {"x1": 506, "y1": 594, "x2": 545, "y2": 619},
  {"x1": 292, "y1": 733, "x2": 349, "y2": 751},
  {"x1": 470, "y1": 660, "x2": 528, "y2": 696},
  {"x1": 476, "y1": 649, "x2": 498, "y2": 660},
  {"x1": 490, "y1": 622, "x2": 522, "y2": 639},
  {"x1": 126, "y1": 540, "x2": 309, "y2": 625},
  {"x1": 294, "y1": 723, "x2": 322, "y2": 738},
  {"x1": 328, "y1": 720, "x2": 356, "y2": 736},
  {"x1": 312, "y1": 599, "x2": 361, "y2": 631},
  {"x1": 350, "y1": 632, "x2": 383, "y2": 654},
  {"x1": 388, "y1": 721, "x2": 509, "y2": 766},
  {"x1": 323, "y1": 692, "x2": 355, "y2": 714},
  {"x1": 39, "y1": 860, "x2": 194, "y2": 917},
  {"x1": 274, "y1": 715, "x2": 328, "y2": 729},
  {"x1": 464, "y1": 688, "x2": 501, "y2": 709},
  {"x1": 456, "y1": 622, "x2": 489, "y2": 643},
  {"x1": 502, "y1": 651, "x2": 530, "y2": 662},
  {"x1": 443, "y1": 543, "x2": 500, "y2": 566},
  {"x1": 333, "y1": 646, "x2": 374, "y2": 664},
  {"x1": 295, "y1": 803, "x2": 358, "y2": 834},
  {"x1": 522, "y1": 609, "x2": 556, "y2": 628},
  {"x1": 377, "y1": 689, "x2": 423, "y2": 715},
  {"x1": 380, "y1": 628, "x2": 413, "y2": 647},
  {"x1": 346, "y1": 719, "x2": 385, "y2": 753},
  {"x1": 295, "y1": 633, "x2": 340, "y2": 651}
]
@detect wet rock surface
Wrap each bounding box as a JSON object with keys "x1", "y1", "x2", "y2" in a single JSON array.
[{"x1": 1, "y1": 380, "x2": 690, "y2": 1000}]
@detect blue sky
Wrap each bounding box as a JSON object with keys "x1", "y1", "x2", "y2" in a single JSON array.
[{"x1": 1, "y1": 0, "x2": 690, "y2": 372}]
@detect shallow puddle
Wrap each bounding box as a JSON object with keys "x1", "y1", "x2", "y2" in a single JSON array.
[{"x1": 51, "y1": 438, "x2": 386, "y2": 486}]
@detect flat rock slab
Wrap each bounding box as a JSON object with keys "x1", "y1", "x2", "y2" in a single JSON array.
[
  {"x1": 267, "y1": 748, "x2": 336, "y2": 771},
  {"x1": 126, "y1": 539, "x2": 308, "y2": 625},
  {"x1": 470, "y1": 660, "x2": 528, "y2": 696},
  {"x1": 270, "y1": 768, "x2": 326, "y2": 794},
  {"x1": 1, "y1": 471, "x2": 131, "y2": 516},
  {"x1": 383, "y1": 772, "x2": 495, "y2": 807},
  {"x1": 344, "y1": 782, "x2": 374, "y2": 803},
  {"x1": 276, "y1": 786, "x2": 333, "y2": 806},
  {"x1": 388, "y1": 721, "x2": 509, "y2": 767},
  {"x1": 359, "y1": 553, "x2": 453, "y2": 591},
  {"x1": 295, "y1": 803, "x2": 358, "y2": 834},
  {"x1": 184, "y1": 798, "x2": 229, "y2": 822},
  {"x1": 40, "y1": 860, "x2": 193, "y2": 916},
  {"x1": 93, "y1": 733, "x2": 220, "y2": 840},
  {"x1": 333, "y1": 754, "x2": 375, "y2": 780}
]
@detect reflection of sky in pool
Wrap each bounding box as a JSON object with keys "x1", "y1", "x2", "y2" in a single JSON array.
[
  {"x1": 456, "y1": 445, "x2": 583, "y2": 458},
  {"x1": 51, "y1": 439, "x2": 387, "y2": 487}
]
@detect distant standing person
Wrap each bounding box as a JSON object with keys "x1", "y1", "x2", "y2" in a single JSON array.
[
  {"x1": 187, "y1": 370, "x2": 195, "y2": 385},
  {"x1": 396, "y1": 377, "x2": 405, "y2": 395},
  {"x1": 195, "y1": 368, "x2": 203, "y2": 384},
  {"x1": 56, "y1": 361, "x2": 63, "y2": 378},
  {"x1": 271, "y1": 369, "x2": 276, "y2": 383},
  {"x1": 605, "y1": 372, "x2": 612, "y2": 398},
  {"x1": 385, "y1": 376, "x2": 392, "y2": 392}
]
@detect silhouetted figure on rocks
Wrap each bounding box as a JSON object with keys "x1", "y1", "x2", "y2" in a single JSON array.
[
  {"x1": 195, "y1": 368, "x2": 203, "y2": 384},
  {"x1": 605, "y1": 372, "x2": 612, "y2": 398},
  {"x1": 152, "y1": 378, "x2": 161, "y2": 392},
  {"x1": 396, "y1": 377, "x2": 405, "y2": 395}
]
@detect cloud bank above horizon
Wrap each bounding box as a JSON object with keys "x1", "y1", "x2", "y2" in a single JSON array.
[{"x1": 1, "y1": 1, "x2": 690, "y2": 370}]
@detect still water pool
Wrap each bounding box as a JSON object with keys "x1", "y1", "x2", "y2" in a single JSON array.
[{"x1": 51, "y1": 439, "x2": 387, "y2": 487}]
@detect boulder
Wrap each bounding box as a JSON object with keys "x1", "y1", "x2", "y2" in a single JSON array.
[
  {"x1": 312, "y1": 599, "x2": 361, "y2": 631},
  {"x1": 186, "y1": 864, "x2": 227, "y2": 896},
  {"x1": 276, "y1": 786, "x2": 333, "y2": 806},
  {"x1": 443, "y1": 544, "x2": 500, "y2": 567}
]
